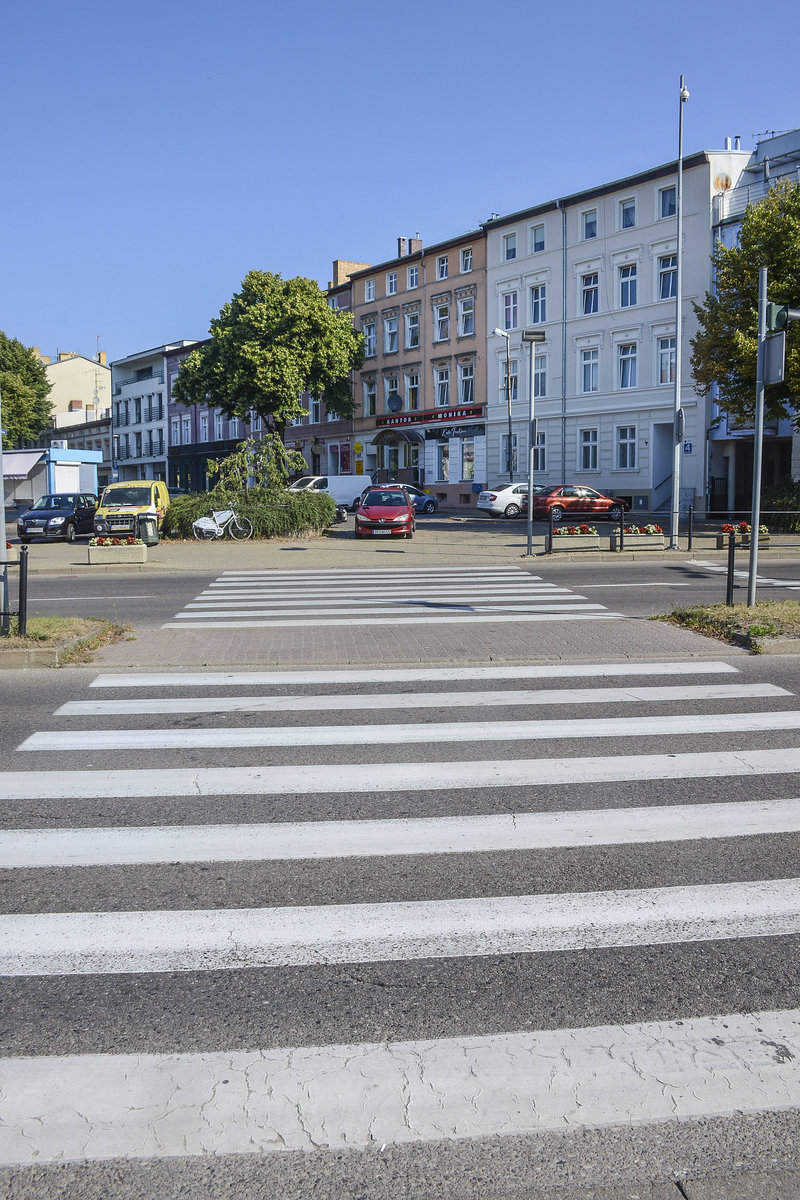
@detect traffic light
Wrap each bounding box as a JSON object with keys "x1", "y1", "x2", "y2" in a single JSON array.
[{"x1": 766, "y1": 302, "x2": 789, "y2": 332}]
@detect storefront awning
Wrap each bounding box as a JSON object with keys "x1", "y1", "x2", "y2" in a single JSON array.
[
  {"x1": 371, "y1": 428, "x2": 425, "y2": 446},
  {"x1": 2, "y1": 450, "x2": 45, "y2": 480}
]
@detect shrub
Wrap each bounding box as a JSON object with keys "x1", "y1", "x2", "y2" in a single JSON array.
[
  {"x1": 761, "y1": 477, "x2": 800, "y2": 532},
  {"x1": 162, "y1": 490, "x2": 336, "y2": 539}
]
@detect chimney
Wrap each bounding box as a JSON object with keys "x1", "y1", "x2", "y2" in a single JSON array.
[
  {"x1": 725, "y1": 137, "x2": 731, "y2": 151},
  {"x1": 734, "y1": 135, "x2": 741, "y2": 151},
  {"x1": 397, "y1": 237, "x2": 408, "y2": 258},
  {"x1": 408, "y1": 237, "x2": 423, "y2": 255},
  {"x1": 96, "y1": 351, "x2": 107, "y2": 366}
]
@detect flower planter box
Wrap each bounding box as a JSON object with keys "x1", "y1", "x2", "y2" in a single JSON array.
[
  {"x1": 4, "y1": 546, "x2": 20, "y2": 564},
  {"x1": 742, "y1": 535, "x2": 771, "y2": 549},
  {"x1": 87, "y1": 544, "x2": 148, "y2": 565},
  {"x1": 611, "y1": 534, "x2": 666, "y2": 551},
  {"x1": 549, "y1": 534, "x2": 601, "y2": 551}
]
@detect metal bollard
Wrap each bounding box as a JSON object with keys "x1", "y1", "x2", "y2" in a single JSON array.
[
  {"x1": 726, "y1": 530, "x2": 736, "y2": 605},
  {"x1": 618, "y1": 509, "x2": 625, "y2": 552},
  {"x1": 18, "y1": 546, "x2": 28, "y2": 638},
  {"x1": 687, "y1": 505, "x2": 693, "y2": 551},
  {"x1": 547, "y1": 508, "x2": 554, "y2": 553}
]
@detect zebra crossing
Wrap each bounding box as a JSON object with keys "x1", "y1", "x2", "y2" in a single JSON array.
[
  {"x1": 2, "y1": 656, "x2": 800, "y2": 1193},
  {"x1": 163, "y1": 564, "x2": 627, "y2": 628}
]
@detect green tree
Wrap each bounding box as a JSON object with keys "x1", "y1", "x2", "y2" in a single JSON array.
[
  {"x1": 172, "y1": 270, "x2": 364, "y2": 444},
  {"x1": 691, "y1": 178, "x2": 800, "y2": 429},
  {"x1": 0, "y1": 332, "x2": 53, "y2": 448},
  {"x1": 207, "y1": 435, "x2": 307, "y2": 497}
]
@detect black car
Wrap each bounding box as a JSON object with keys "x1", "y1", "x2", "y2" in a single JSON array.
[{"x1": 16, "y1": 493, "x2": 98, "y2": 543}]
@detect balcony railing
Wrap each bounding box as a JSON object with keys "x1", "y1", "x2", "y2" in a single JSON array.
[{"x1": 114, "y1": 373, "x2": 164, "y2": 393}]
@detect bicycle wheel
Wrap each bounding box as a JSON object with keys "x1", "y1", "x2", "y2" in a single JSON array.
[
  {"x1": 229, "y1": 516, "x2": 253, "y2": 540},
  {"x1": 193, "y1": 523, "x2": 217, "y2": 541}
]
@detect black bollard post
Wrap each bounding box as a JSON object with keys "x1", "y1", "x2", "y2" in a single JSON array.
[
  {"x1": 726, "y1": 530, "x2": 736, "y2": 605},
  {"x1": 18, "y1": 546, "x2": 28, "y2": 638},
  {"x1": 687, "y1": 505, "x2": 693, "y2": 551}
]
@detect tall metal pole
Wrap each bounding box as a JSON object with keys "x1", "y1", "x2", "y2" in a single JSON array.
[
  {"x1": 0, "y1": 386, "x2": 9, "y2": 635},
  {"x1": 747, "y1": 266, "x2": 768, "y2": 606},
  {"x1": 505, "y1": 337, "x2": 513, "y2": 480},
  {"x1": 527, "y1": 340, "x2": 535, "y2": 554},
  {"x1": 669, "y1": 75, "x2": 690, "y2": 548}
]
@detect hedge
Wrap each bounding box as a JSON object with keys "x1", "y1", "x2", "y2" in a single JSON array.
[{"x1": 162, "y1": 489, "x2": 337, "y2": 539}]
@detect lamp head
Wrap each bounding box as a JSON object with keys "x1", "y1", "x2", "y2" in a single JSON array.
[{"x1": 493, "y1": 327, "x2": 509, "y2": 339}]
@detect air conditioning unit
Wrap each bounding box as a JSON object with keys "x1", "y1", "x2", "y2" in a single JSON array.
[{"x1": 50, "y1": 439, "x2": 68, "y2": 449}]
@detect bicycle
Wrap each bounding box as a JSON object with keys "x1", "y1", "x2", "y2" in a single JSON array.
[{"x1": 192, "y1": 509, "x2": 253, "y2": 541}]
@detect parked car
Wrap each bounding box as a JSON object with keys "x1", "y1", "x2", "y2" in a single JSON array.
[
  {"x1": 354, "y1": 486, "x2": 415, "y2": 539},
  {"x1": 477, "y1": 482, "x2": 544, "y2": 518},
  {"x1": 401, "y1": 484, "x2": 438, "y2": 514},
  {"x1": 16, "y1": 493, "x2": 97, "y2": 543},
  {"x1": 532, "y1": 485, "x2": 630, "y2": 522},
  {"x1": 94, "y1": 480, "x2": 171, "y2": 537},
  {"x1": 289, "y1": 474, "x2": 372, "y2": 512}
]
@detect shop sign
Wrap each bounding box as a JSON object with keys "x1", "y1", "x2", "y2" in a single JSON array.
[
  {"x1": 375, "y1": 404, "x2": 484, "y2": 429},
  {"x1": 425, "y1": 424, "x2": 485, "y2": 441}
]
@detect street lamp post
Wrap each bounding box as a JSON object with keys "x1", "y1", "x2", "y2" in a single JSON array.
[
  {"x1": 522, "y1": 328, "x2": 546, "y2": 556},
  {"x1": 669, "y1": 74, "x2": 690, "y2": 548},
  {"x1": 493, "y1": 327, "x2": 514, "y2": 480}
]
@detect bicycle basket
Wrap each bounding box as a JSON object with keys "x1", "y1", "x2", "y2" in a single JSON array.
[
  {"x1": 212, "y1": 510, "x2": 234, "y2": 522},
  {"x1": 193, "y1": 516, "x2": 219, "y2": 531}
]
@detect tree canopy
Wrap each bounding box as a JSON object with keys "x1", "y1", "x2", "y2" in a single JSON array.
[
  {"x1": 172, "y1": 270, "x2": 364, "y2": 438},
  {"x1": 0, "y1": 332, "x2": 53, "y2": 449},
  {"x1": 691, "y1": 178, "x2": 800, "y2": 429}
]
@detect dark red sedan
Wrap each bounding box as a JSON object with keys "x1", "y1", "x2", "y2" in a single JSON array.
[
  {"x1": 531, "y1": 485, "x2": 630, "y2": 522},
  {"x1": 354, "y1": 487, "x2": 416, "y2": 539}
]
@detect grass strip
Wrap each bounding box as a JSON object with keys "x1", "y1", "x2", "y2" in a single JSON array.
[
  {"x1": 654, "y1": 600, "x2": 800, "y2": 651},
  {"x1": 0, "y1": 617, "x2": 133, "y2": 664}
]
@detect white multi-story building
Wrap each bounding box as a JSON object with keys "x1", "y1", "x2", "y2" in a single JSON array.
[
  {"x1": 110, "y1": 342, "x2": 196, "y2": 481},
  {"x1": 483, "y1": 145, "x2": 750, "y2": 518}
]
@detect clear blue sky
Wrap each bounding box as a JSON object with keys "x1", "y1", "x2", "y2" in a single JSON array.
[{"x1": 3, "y1": 0, "x2": 798, "y2": 364}]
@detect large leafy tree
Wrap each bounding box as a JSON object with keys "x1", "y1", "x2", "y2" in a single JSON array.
[
  {"x1": 0, "y1": 332, "x2": 53, "y2": 448},
  {"x1": 173, "y1": 270, "x2": 364, "y2": 441},
  {"x1": 691, "y1": 178, "x2": 800, "y2": 429}
]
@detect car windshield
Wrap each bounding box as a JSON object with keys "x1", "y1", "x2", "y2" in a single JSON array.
[
  {"x1": 537, "y1": 487, "x2": 560, "y2": 497},
  {"x1": 101, "y1": 488, "x2": 152, "y2": 506},
  {"x1": 364, "y1": 490, "x2": 407, "y2": 506},
  {"x1": 292, "y1": 477, "x2": 317, "y2": 489},
  {"x1": 31, "y1": 495, "x2": 76, "y2": 510}
]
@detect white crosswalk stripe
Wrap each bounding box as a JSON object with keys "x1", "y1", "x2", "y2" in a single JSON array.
[
  {"x1": 2, "y1": 649, "x2": 800, "y2": 1183},
  {"x1": 163, "y1": 565, "x2": 626, "y2": 628}
]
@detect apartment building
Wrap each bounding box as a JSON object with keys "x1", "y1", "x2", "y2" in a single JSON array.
[
  {"x1": 346, "y1": 231, "x2": 487, "y2": 507},
  {"x1": 483, "y1": 147, "x2": 752, "y2": 517},
  {"x1": 111, "y1": 342, "x2": 196, "y2": 481}
]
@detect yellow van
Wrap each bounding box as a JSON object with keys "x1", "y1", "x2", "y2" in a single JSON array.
[{"x1": 93, "y1": 480, "x2": 170, "y2": 539}]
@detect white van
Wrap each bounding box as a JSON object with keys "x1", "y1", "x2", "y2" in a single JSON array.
[{"x1": 289, "y1": 475, "x2": 372, "y2": 512}]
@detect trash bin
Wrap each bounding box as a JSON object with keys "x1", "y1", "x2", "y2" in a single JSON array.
[{"x1": 137, "y1": 514, "x2": 160, "y2": 545}]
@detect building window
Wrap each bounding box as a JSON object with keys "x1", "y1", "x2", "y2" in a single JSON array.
[
  {"x1": 660, "y1": 185, "x2": 677, "y2": 218},
  {"x1": 383, "y1": 315, "x2": 399, "y2": 353},
  {"x1": 460, "y1": 247, "x2": 473, "y2": 273},
  {"x1": 620, "y1": 198, "x2": 636, "y2": 229},
  {"x1": 434, "y1": 302, "x2": 450, "y2": 341},
  {"x1": 534, "y1": 352, "x2": 546, "y2": 398},
  {"x1": 502, "y1": 433, "x2": 518, "y2": 475},
  {"x1": 659, "y1": 254, "x2": 677, "y2": 299},
  {"x1": 215, "y1": 413, "x2": 224, "y2": 439},
  {"x1": 582, "y1": 210, "x2": 597, "y2": 240},
  {"x1": 582, "y1": 272, "x2": 599, "y2": 315},
  {"x1": 365, "y1": 279, "x2": 375, "y2": 301},
  {"x1": 181, "y1": 415, "x2": 191, "y2": 444},
  {"x1": 405, "y1": 310, "x2": 420, "y2": 349},
  {"x1": 200, "y1": 413, "x2": 209, "y2": 441},
  {"x1": 462, "y1": 438, "x2": 475, "y2": 480},
  {"x1": 436, "y1": 255, "x2": 448, "y2": 280},
  {"x1": 407, "y1": 264, "x2": 418, "y2": 289},
  {"x1": 384, "y1": 375, "x2": 399, "y2": 407},
  {"x1": 310, "y1": 399, "x2": 321, "y2": 423},
  {"x1": 435, "y1": 365, "x2": 450, "y2": 407},
  {"x1": 459, "y1": 361, "x2": 474, "y2": 404},
  {"x1": 134, "y1": 431, "x2": 142, "y2": 457},
  {"x1": 531, "y1": 223, "x2": 545, "y2": 253},
  {"x1": 533, "y1": 431, "x2": 546, "y2": 472},
  {"x1": 503, "y1": 233, "x2": 517, "y2": 261},
  {"x1": 405, "y1": 372, "x2": 419, "y2": 410},
  {"x1": 363, "y1": 320, "x2": 376, "y2": 357},
  {"x1": 251, "y1": 411, "x2": 262, "y2": 432},
  {"x1": 502, "y1": 291, "x2": 518, "y2": 330},
  {"x1": 364, "y1": 379, "x2": 377, "y2": 416},
  {"x1": 659, "y1": 335, "x2": 676, "y2": 384},
  {"x1": 436, "y1": 441, "x2": 450, "y2": 481},
  {"x1": 171, "y1": 417, "x2": 180, "y2": 446},
  {"x1": 617, "y1": 425, "x2": 636, "y2": 469},
  {"x1": 230, "y1": 417, "x2": 239, "y2": 438},
  {"x1": 529, "y1": 284, "x2": 546, "y2": 324},
  {"x1": 580, "y1": 428, "x2": 598, "y2": 470},
  {"x1": 619, "y1": 263, "x2": 637, "y2": 308},
  {"x1": 500, "y1": 359, "x2": 518, "y2": 401},
  {"x1": 582, "y1": 347, "x2": 599, "y2": 393},
  {"x1": 618, "y1": 343, "x2": 637, "y2": 388},
  {"x1": 386, "y1": 271, "x2": 397, "y2": 296},
  {"x1": 458, "y1": 295, "x2": 475, "y2": 336}
]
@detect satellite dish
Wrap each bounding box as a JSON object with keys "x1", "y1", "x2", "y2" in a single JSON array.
[{"x1": 387, "y1": 394, "x2": 402, "y2": 412}]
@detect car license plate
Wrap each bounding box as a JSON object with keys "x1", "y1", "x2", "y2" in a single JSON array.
[
  {"x1": 371, "y1": 529, "x2": 392, "y2": 535},
  {"x1": 110, "y1": 523, "x2": 129, "y2": 530}
]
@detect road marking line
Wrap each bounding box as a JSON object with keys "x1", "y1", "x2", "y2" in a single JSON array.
[
  {"x1": 20, "y1": 709, "x2": 800, "y2": 753},
  {"x1": 161, "y1": 612, "x2": 628, "y2": 629},
  {"x1": 4, "y1": 797, "x2": 800, "y2": 868},
  {"x1": 170, "y1": 603, "x2": 605, "y2": 620},
  {"x1": 1, "y1": 746, "x2": 798, "y2": 800},
  {"x1": 59, "y1": 682, "x2": 787, "y2": 717},
  {"x1": 2, "y1": 878, "x2": 800, "y2": 976},
  {"x1": 1, "y1": 1007, "x2": 799, "y2": 1162},
  {"x1": 88, "y1": 662, "x2": 741, "y2": 687}
]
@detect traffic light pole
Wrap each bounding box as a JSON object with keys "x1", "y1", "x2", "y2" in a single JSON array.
[{"x1": 747, "y1": 268, "x2": 768, "y2": 607}]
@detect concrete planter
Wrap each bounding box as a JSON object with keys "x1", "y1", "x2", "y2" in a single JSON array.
[
  {"x1": 549, "y1": 534, "x2": 601, "y2": 551},
  {"x1": 742, "y1": 535, "x2": 771, "y2": 549},
  {"x1": 87, "y1": 544, "x2": 147, "y2": 565},
  {"x1": 3, "y1": 546, "x2": 20, "y2": 564},
  {"x1": 611, "y1": 534, "x2": 666, "y2": 551}
]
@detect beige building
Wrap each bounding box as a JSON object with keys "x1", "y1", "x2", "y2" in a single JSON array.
[{"x1": 34, "y1": 350, "x2": 112, "y2": 427}]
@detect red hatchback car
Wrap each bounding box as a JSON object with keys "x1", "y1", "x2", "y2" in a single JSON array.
[
  {"x1": 531, "y1": 485, "x2": 630, "y2": 523},
  {"x1": 354, "y1": 486, "x2": 416, "y2": 539}
]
